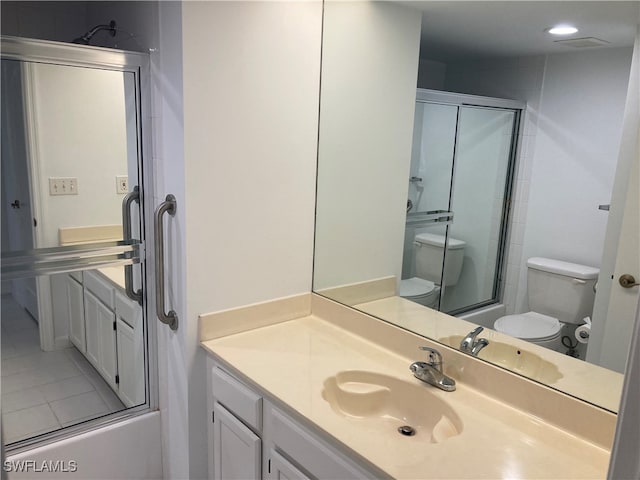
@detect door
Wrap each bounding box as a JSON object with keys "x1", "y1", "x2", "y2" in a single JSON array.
[
  {"x1": 268, "y1": 449, "x2": 311, "y2": 480},
  {"x1": 116, "y1": 291, "x2": 145, "y2": 407},
  {"x1": 213, "y1": 402, "x2": 261, "y2": 480},
  {"x1": 84, "y1": 289, "x2": 118, "y2": 389},
  {"x1": 1, "y1": 59, "x2": 38, "y2": 320},
  {"x1": 588, "y1": 42, "x2": 640, "y2": 373},
  {"x1": 66, "y1": 274, "x2": 85, "y2": 352}
]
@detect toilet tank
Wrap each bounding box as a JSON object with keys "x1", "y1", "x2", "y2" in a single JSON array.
[
  {"x1": 527, "y1": 257, "x2": 599, "y2": 324},
  {"x1": 414, "y1": 233, "x2": 466, "y2": 287}
]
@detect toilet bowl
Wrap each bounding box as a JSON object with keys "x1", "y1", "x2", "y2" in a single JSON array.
[
  {"x1": 494, "y1": 257, "x2": 599, "y2": 351},
  {"x1": 399, "y1": 277, "x2": 440, "y2": 308},
  {"x1": 494, "y1": 312, "x2": 563, "y2": 351}
]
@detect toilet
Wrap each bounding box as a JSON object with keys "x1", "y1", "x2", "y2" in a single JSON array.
[
  {"x1": 494, "y1": 257, "x2": 599, "y2": 351},
  {"x1": 400, "y1": 233, "x2": 466, "y2": 307},
  {"x1": 399, "y1": 277, "x2": 440, "y2": 308}
]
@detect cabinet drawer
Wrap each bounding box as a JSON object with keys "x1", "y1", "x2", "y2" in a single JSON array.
[
  {"x1": 268, "y1": 406, "x2": 370, "y2": 480},
  {"x1": 83, "y1": 271, "x2": 115, "y2": 309},
  {"x1": 211, "y1": 367, "x2": 262, "y2": 433}
]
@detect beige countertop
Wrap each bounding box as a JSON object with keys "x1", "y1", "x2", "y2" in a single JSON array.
[
  {"x1": 355, "y1": 296, "x2": 624, "y2": 412},
  {"x1": 201, "y1": 299, "x2": 611, "y2": 479},
  {"x1": 96, "y1": 266, "x2": 126, "y2": 290}
]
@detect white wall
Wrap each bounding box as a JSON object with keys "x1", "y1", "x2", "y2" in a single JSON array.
[
  {"x1": 0, "y1": 1, "x2": 89, "y2": 43},
  {"x1": 179, "y1": 2, "x2": 323, "y2": 478},
  {"x1": 417, "y1": 58, "x2": 446, "y2": 90},
  {"x1": 313, "y1": 1, "x2": 421, "y2": 291},
  {"x1": 29, "y1": 64, "x2": 129, "y2": 248}
]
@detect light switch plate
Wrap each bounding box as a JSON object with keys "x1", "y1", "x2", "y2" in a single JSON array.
[
  {"x1": 49, "y1": 177, "x2": 78, "y2": 196},
  {"x1": 116, "y1": 175, "x2": 129, "y2": 194}
]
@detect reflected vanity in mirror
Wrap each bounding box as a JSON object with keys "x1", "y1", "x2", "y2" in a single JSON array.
[
  {"x1": 313, "y1": 1, "x2": 638, "y2": 413},
  {"x1": 1, "y1": 37, "x2": 149, "y2": 447}
]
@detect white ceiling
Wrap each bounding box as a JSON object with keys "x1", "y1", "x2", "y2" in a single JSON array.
[{"x1": 401, "y1": 1, "x2": 639, "y2": 62}]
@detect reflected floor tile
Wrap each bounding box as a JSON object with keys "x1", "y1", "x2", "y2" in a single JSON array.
[
  {"x1": 39, "y1": 375, "x2": 95, "y2": 403},
  {"x1": 2, "y1": 404, "x2": 61, "y2": 444},
  {"x1": 2, "y1": 362, "x2": 82, "y2": 394},
  {"x1": 49, "y1": 391, "x2": 109, "y2": 425},
  {"x1": 2, "y1": 386, "x2": 47, "y2": 413},
  {"x1": 1, "y1": 349, "x2": 70, "y2": 377}
]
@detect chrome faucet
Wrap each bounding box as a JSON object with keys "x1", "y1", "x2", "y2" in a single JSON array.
[
  {"x1": 460, "y1": 326, "x2": 490, "y2": 356},
  {"x1": 410, "y1": 346, "x2": 456, "y2": 392}
]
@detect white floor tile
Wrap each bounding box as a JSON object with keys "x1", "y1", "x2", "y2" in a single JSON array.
[
  {"x1": 1, "y1": 349, "x2": 70, "y2": 377},
  {"x1": 2, "y1": 404, "x2": 61, "y2": 444},
  {"x1": 1, "y1": 386, "x2": 47, "y2": 413},
  {"x1": 39, "y1": 376, "x2": 95, "y2": 403},
  {"x1": 49, "y1": 391, "x2": 109, "y2": 425},
  {"x1": 1, "y1": 343, "x2": 18, "y2": 359},
  {"x1": 94, "y1": 381, "x2": 126, "y2": 411}
]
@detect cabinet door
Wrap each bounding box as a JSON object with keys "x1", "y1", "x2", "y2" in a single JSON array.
[
  {"x1": 84, "y1": 289, "x2": 118, "y2": 389},
  {"x1": 213, "y1": 402, "x2": 261, "y2": 480},
  {"x1": 66, "y1": 275, "x2": 85, "y2": 353},
  {"x1": 268, "y1": 450, "x2": 310, "y2": 480}
]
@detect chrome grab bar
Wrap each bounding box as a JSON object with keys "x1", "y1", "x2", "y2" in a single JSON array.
[
  {"x1": 122, "y1": 186, "x2": 142, "y2": 305},
  {"x1": 405, "y1": 210, "x2": 454, "y2": 227},
  {"x1": 154, "y1": 194, "x2": 178, "y2": 330}
]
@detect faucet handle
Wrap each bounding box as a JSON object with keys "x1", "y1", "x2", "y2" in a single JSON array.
[{"x1": 419, "y1": 346, "x2": 442, "y2": 369}]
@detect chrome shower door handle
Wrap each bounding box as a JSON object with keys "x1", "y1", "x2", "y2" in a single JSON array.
[
  {"x1": 122, "y1": 186, "x2": 142, "y2": 304},
  {"x1": 154, "y1": 194, "x2": 178, "y2": 330}
]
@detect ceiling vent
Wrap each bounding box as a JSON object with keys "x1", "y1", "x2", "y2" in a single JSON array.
[{"x1": 554, "y1": 37, "x2": 610, "y2": 48}]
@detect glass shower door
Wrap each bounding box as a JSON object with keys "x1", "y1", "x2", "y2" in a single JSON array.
[
  {"x1": 402, "y1": 101, "x2": 458, "y2": 310},
  {"x1": 1, "y1": 38, "x2": 150, "y2": 449},
  {"x1": 441, "y1": 106, "x2": 518, "y2": 313}
]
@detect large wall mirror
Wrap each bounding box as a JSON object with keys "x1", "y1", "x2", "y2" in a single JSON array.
[
  {"x1": 313, "y1": 1, "x2": 639, "y2": 413},
  {"x1": 1, "y1": 37, "x2": 150, "y2": 449}
]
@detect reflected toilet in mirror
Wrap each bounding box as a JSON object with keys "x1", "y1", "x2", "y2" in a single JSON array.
[
  {"x1": 494, "y1": 257, "x2": 599, "y2": 353},
  {"x1": 400, "y1": 233, "x2": 466, "y2": 308}
]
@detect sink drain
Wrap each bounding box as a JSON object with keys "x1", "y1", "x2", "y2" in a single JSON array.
[{"x1": 398, "y1": 425, "x2": 416, "y2": 436}]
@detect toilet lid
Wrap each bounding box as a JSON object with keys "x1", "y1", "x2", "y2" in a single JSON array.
[
  {"x1": 494, "y1": 312, "x2": 561, "y2": 340},
  {"x1": 399, "y1": 277, "x2": 436, "y2": 297}
]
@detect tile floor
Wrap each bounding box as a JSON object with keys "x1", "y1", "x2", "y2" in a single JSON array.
[{"x1": 1, "y1": 294, "x2": 125, "y2": 444}]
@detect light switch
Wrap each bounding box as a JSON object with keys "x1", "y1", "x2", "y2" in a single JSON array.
[{"x1": 49, "y1": 177, "x2": 78, "y2": 196}]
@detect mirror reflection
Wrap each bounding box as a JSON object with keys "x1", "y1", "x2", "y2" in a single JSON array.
[
  {"x1": 313, "y1": 0, "x2": 638, "y2": 413},
  {"x1": 1, "y1": 56, "x2": 145, "y2": 445}
]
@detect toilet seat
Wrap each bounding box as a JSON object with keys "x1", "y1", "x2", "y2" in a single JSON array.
[
  {"x1": 399, "y1": 277, "x2": 437, "y2": 297},
  {"x1": 494, "y1": 312, "x2": 562, "y2": 341}
]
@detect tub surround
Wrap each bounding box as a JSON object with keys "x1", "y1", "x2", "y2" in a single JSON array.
[{"x1": 200, "y1": 294, "x2": 614, "y2": 479}]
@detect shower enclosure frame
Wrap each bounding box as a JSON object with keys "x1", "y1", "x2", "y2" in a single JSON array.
[
  {"x1": 1, "y1": 35, "x2": 159, "y2": 454},
  {"x1": 412, "y1": 88, "x2": 525, "y2": 316}
]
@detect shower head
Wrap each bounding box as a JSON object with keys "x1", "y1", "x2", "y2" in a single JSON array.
[{"x1": 72, "y1": 20, "x2": 117, "y2": 45}]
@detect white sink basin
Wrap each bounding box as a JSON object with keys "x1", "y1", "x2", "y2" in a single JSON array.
[
  {"x1": 321, "y1": 370, "x2": 463, "y2": 444},
  {"x1": 439, "y1": 335, "x2": 563, "y2": 384}
]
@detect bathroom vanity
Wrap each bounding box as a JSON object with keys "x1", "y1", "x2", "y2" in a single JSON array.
[{"x1": 200, "y1": 294, "x2": 614, "y2": 479}]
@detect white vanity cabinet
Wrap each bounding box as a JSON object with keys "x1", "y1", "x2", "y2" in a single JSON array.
[
  {"x1": 67, "y1": 270, "x2": 144, "y2": 407},
  {"x1": 207, "y1": 357, "x2": 374, "y2": 480}
]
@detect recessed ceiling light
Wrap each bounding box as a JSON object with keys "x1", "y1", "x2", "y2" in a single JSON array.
[{"x1": 547, "y1": 25, "x2": 579, "y2": 35}]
